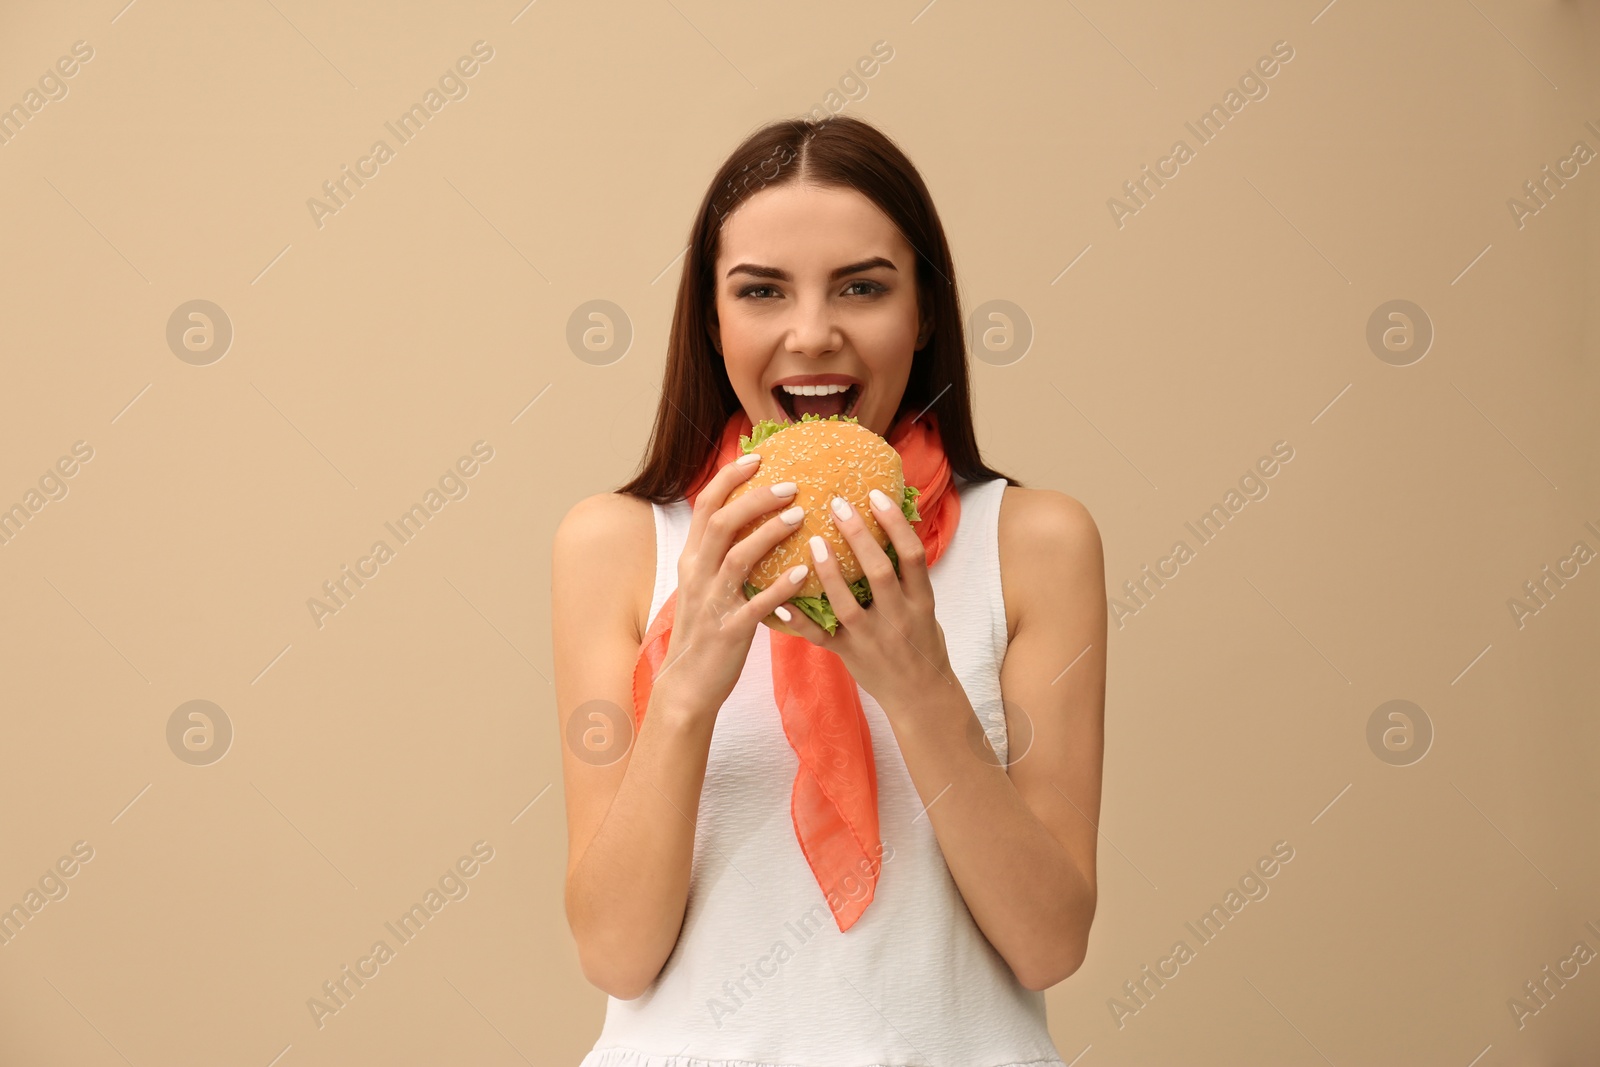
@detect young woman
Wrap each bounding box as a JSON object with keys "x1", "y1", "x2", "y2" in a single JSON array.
[{"x1": 553, "y1": 115, "x2": 1107, "y2": 1066}]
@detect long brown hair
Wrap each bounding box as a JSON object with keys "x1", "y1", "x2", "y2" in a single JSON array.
[{"x1": 617, "y1": 114, "x2": 1021, "y2": 504}]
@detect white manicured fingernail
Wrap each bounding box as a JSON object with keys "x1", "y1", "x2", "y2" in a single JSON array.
[
  {"x1": 809, "y1": 535, "x2": 828, "y2": 562},
  {"x1": 771, "y1": 481, "x2": 798, "y2": 496},
  {"x1": 869, "y1": 488, "x2": 892, "y2": 512},
  {"x1": 775, "y1": 605, "x2": 792, "y2": 622},
  {"x1": 786, "y1": 564, "x2": 809, "y2": 583},
  {"x1": 780, "y1": 505, "x2": 804, "y2": 525},
  {"x1": 830, "y1": 496, "x2": 853, "y2": 521},
  {"x1": 737, "y1": 452, "x2": 760, "y2": 466}
]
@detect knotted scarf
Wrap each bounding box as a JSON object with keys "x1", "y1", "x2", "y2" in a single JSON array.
[{"x1": 631, "y1": 407, "x2": 961, "y2": 931}]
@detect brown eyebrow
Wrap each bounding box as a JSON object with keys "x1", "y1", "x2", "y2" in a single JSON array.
[{"x1": 725, "y1": 257, "x2": 898, "y2": 282}]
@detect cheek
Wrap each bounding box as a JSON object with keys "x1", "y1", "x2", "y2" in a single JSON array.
[
  {"x1": 855, "y1": 313, "x2": 918, "y2": 372},
  {"x1": 716, "y1": 302, "x2": 762, "y2": 371},
  {"x1": 720, "y1": 326, "x2": 769, "y2": 386},
  {"x1": 721, "y1": 314, "x2": 762, "y2": 350},
  {"x1": 719, "y1": 298, "x2": 776, "y2": 351}
]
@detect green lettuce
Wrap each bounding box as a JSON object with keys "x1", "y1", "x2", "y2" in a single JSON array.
[
  {"x1": 740, "y1": 411, "x2": 861, "y2": 453},
  {"x1": 739, "y1": 413, "x2": 920, "y2": 635}
]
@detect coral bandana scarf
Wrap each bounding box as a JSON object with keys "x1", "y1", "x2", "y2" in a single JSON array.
[{"x1": 631, "y1": 408, "x2": 961, "y2": 932}]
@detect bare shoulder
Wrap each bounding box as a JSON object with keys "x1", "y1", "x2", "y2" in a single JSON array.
[
  {"x1": 997, "y1": 486, "x2": 1104, "y2": 643},
  {"x1": 552, "y1": 490, "x2": 658, "y2": 644}
]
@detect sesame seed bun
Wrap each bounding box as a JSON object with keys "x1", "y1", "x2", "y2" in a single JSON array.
[{"x1": 726, "y1": 415, "x2": 905, "y2": 602}]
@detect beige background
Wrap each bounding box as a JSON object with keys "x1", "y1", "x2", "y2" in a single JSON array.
[{"x1": 1, "y1": 0, "x2": 1597, "y2": 1063}]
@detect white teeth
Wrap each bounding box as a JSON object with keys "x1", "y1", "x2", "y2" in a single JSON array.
[{"x1": 779, "y1": 383, "x2": 852, "y2": 395}]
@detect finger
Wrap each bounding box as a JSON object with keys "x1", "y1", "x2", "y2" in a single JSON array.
[
  {"x1": 736, "y1": 561, "x2": 812, "y2": 629},
  {"x1": 700, "y1": 478, "x2": 800, "y2": 575},
  {"x1": 823, "y1": 494, "x2": 904, "y2": 613},
  {"x1": 866, "y1": 485, "x2": 932, "y2": 603},
  {"x1": 685, "y1": 451, "x2": 763, "y2": 558},
  {"x1": 760, "y1": 600, "x2": 831, "y2": 645},
  {"x1": 805, "y1": 533, "x2": 867, "y2": 630},
  {"x1": 723, "y1": 500, "x2": 807, "y2": 581}
]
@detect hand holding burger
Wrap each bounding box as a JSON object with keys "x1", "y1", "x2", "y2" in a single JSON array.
[{"x1": 727, "y1": 413, "x2": 922, "y2": 635}]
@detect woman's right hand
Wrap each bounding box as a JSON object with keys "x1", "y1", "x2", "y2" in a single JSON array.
[{"x1": 651, "y1": 452, "x2": 810, "y2": 719}]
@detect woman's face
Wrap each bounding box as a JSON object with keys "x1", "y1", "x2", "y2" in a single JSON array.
[{"x1": 710, "y1": 182, "x2": 929, "y2": 438}]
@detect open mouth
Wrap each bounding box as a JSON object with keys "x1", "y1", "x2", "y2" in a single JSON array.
[{"x1": 773, "y1": 383, "x2": 863, "y2": 421}]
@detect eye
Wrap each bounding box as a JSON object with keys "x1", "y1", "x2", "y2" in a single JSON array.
[
  {"x1": 737, "y1": 284, "x2": 778, "y2": 299},
  {"x1": 845, "y1": 280, "x2": 887, "y2": 296}
]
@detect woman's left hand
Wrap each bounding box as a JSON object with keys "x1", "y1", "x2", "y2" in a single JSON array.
[{"x1": 761, "y1": 486, "x2": 959, "y2": 709}]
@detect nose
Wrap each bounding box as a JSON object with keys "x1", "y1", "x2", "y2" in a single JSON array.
[{"x1": 783, "y1": 292, "x2": 842, "y2": 358}]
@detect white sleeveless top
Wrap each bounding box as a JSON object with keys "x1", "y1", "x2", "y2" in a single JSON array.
[{"x1": 580, "y1": 475, "x2": 1067, "y2": 1067}]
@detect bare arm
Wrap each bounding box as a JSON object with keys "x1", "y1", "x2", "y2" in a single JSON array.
[
  {"x1": 866, "y1": 487, "x2": 1106, "y2": 989},
  {"x1": 555, "y1": 464, "x2": 811, "y2": 998},
  {"x1": 553, "y1": 492, "x2": 713, "y2": 1000}
]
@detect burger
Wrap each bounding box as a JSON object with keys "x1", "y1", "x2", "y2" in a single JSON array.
[{"x1": 727, "y1": 413, "x2": 922, "y2": 634}]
